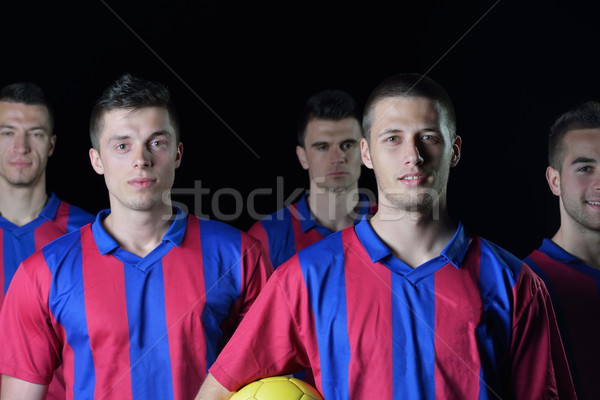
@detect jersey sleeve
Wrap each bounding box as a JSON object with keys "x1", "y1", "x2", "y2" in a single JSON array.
[
  {"x1": 209, "y1": 258, "x2": 310, "y2": 391},
  {"x1": 0, "y1": 253, "x2": 61, "y2": 385},
  {"x1": 246, "y1": 221, "x2": 270, "y2": 264},
  {"x1": 509, "y1": 264, "x2": 577, "y2": 399}
]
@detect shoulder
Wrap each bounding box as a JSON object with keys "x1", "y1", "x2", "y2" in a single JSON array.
[
  {"x1": 192, "y1": 216, "x2": 264, "y2": 250},
  {"x1": 294, "y1": 227, "x2": 352, "y2": 265}
]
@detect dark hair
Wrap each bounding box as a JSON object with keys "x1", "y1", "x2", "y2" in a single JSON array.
[
  {"x1": 0, "y1": 82, "x2": 54, "y2": 131},
  {"x1": 362, "y1": 73, "x2": 456, "y2": 142},
  {"x1": 89, "y1": 73, "x2": 180, "y2": 149},
  {"x1": 548, "y1": 100, "x2": 600, "y2": 170},
  {"x1": 296, "y1": 89, "x2": 360, "y2": 147}
]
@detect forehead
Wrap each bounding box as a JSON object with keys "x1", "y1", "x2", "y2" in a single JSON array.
[
  {"x1": 370, "y1": 97, "x2": 441, "y2": 133},
  {"x1": 304, "y1": 117, "x2": 361, "y2": 144},
  {"x1": 99, "y1": 107, "x2": 175, "y2": 140},
  {"x1": 0, "y1": 101, "x2": 50, "y2": 126},
  {"x1": 562, "y1": 128, "x2": 600, "y2": 160}
]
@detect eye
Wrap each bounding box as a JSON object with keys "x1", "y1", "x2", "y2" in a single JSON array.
[
  {"x1": 150, "y1": 140, "x2": 169, "y2": 150},
  {"x1": 314, "y1": 143, "x2": 329, "y2": 151},
  {"x1": 421, "y1": 134, "x2": 441, "y2": 144},
  {"x1": 341, "y1": 141, "x2": 357, "y2": 151},
  {"x1": 577, "y1": 166, "x2": 593, "y2": 173},
  {"x1": 115, "y1": 143, "x2": 128, "y2": 151},
  {"x1": 1, "y1": 130, "x2": 14, "y2": 136},
  {"x1": 385, "y1": 136, "x2": 398, "y2": 143}
]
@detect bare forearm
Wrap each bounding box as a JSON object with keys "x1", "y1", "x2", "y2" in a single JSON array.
[
  {"x1": 1, "y1": 375, "x2": 46, "y2": 400},
  {"x1": 195, "y1": 373, "x2": 234, "y2": 400}
]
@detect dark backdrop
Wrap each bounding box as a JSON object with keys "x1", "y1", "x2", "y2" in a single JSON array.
[{"x1": 4, "y1": 1, "x2": 600, "y2": 259}]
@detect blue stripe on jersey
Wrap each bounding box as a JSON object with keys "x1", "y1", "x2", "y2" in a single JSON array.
[
  {"x1": 200, "y1": 220, "x2": 243, "y2": 372},
  {"x1": 66, "y1": 206, "x2": 94, "y2": 232},
  {"x1": 263, "y1": 208, "x2": 295, "y2": 267},
  {"x1": 3, "y1": 231, "x2": 35, "y2": 293},
  {"x1": 476, "y1": 239, "x2": 516, "y2": 399},
  {"x1": 299, "y1": 234, "x2": 350, "y2": 400},
  {"x1": 123, "y1": 254, "x2": 174, "y2": 400},
  {"x1": 44, "y1": 232, "x2": 97, "y2": 398},
  {"x1": 391, "y1": 270, "x2": 436, "y2": 399}
]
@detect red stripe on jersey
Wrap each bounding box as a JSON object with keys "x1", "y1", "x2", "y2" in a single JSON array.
[
  {"x1": 434, "y1": 237, "x2": 482, "y2": 399},
  {"x1": 0, "y1": 228, "x2": 4, "y2": 308},
  {"x1": 343, "y1": 227, "x2": 394, "y2": 398},
  {"x1": 247, "y1": 222, "x2": 270, "y2": 263},
  {"x1": 34, "y1": 202, "x2": 70, "y2": 250},
  {"x1": 290, "y1": 203, "x2": 323, "y2": 252},
  {"x1": 81, "y1": 227, "x2": 133, "y2": 399},
  {"x1": 52, "y1": 321, "x2": 74, "y2": 399},
  {"x1": 162, "y1": 216, "x2": 206, "y2": 400}
]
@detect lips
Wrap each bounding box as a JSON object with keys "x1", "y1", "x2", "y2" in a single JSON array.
[
  {"x1": 398, "y1": 172, "x2": 428, "y2": 185},
  {"x1": 128, "y1": 178, "x2": 156, "y2": 188},
  {"x1": 10, "y1": 159, "x2": 32, "y2": 168},
  {"x1": 327, "y1": 171, "x2": 349, "y2": 177}
]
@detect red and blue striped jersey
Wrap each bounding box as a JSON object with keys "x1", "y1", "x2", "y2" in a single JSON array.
[
  {"x1": 0, "y1": 209, "x2": 273, "y2": 400},
  {"x1": 0, "y1": 192, "x2": 94, "y2": 307},
  {"x1": 210, "y1": 220, "x2": 576, "y2": 400},
  {"x1": 247, "y1": 193, "x2": 377, "y2": 268},
  {"x1": 524, "y1": 239, "x2": 600, "y2": 400}
]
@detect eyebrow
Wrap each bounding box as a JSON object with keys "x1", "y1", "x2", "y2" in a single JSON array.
[
  {"x1": 0, "y1": 124, "x2": 47, "y2": 131},
  {"x1": 377, "y1": 127, "x2": 439, "y2": 138},
  {"x1": 571, "y1": 157, "x2": 596, "y2": 165},
  {"x1": 108, "y1": 130, "x2": 172, "y2": 142}
]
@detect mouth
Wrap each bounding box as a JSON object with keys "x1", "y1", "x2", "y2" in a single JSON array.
[
  {"x1": 586, "y1": 200, "x2": 600, "y2": 206},
  {"x1": 10, "y1": 160, "x2": 32, "y2": 168},
  {"x1": 398, "y1": 173, "x2": 427, "y2": 185},
  {"x1": 327, "y1": 171, "x2": 349, "y2": 177},
  {"x1": 128, "y1": 178, "x2": 156, "y2": 188}
]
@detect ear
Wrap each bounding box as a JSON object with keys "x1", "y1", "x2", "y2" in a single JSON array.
[
  {"x1": 89, "y1": 148, "x2": 104, "y2": 175},
  {"x1": 546, "y1": 165, "x2": 561, "y2": 196},
  {"x1": 175, "y1": 142, "x2": 183, "y2": 169},
  {"x1": 48, "y1": 134, "x2": 57, "y2": 157},
  {"x1": 360, "y1": 138, "x2": 374, "y2": 170},
  {"x1": 450, "y1": 135, "x2": 462, "y2": 167},
  {"x1": 296, "y1": 145, "x2": 309, "y2": 170}
]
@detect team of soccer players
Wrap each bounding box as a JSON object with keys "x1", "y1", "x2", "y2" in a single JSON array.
[{"x1": 0, "y1": 72, "x2": 597, "y2": 400}]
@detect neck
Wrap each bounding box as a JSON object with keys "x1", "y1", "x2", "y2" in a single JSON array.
[
  {"x1": 369, "y1": 204, "x2": 457, "y2": 269},
  {"x1": 102, "y1": 203, "x2": 175, "y2": 258},
  {"x1": 307, "y1": 184, "x2": 361, "y2": 232},
  {"x1": 0, "y1": 180, "x2": 48, "y2": 226},
  {"x1": 552, "y1": 224, "x2": 600, "y2": 270}
]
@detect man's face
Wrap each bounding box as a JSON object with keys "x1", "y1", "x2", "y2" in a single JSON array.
[
  {"x1": 296, "y1": 117, "x2": 363, "y2": 193},
  {"x1": 547, "y1": 128, "x2": 600, "y2": 232},
  {"x1": 89, "y1": 107, "x2": 182, "y2": 213},
  {"x1": 0, "y1": 101, "x2": 55, "y2": 188},
  {"x1": 360, "y1": 96, "x2": 460, "y2": 214}
]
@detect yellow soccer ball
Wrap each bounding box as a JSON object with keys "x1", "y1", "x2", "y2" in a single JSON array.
[{"x1": 230, "y1": 376, "x2": 324, "y2": 400}]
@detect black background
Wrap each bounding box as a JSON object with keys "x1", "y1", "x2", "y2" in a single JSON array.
[{"x1": 4, "y1": 1, "x2": 600, "y2": 259}]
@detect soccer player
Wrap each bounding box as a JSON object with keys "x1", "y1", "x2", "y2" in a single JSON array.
[
  {"x1": 0, "y1": 82, "x2": 95, "y2": 399},
  {"x1": 0, "y1": 73, "x2": 273, "y2": 399},
  {"x1": 195, "y1": 73, "x2": 576, "y2": 399},
  {"x1": 247, "y1": 89, "x2": 376, "y2": 269},
  {"x1": 523, "y1": 100, "x2": 600, "y2": 400}
]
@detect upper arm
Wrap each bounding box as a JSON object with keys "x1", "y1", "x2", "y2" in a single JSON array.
[{"x1": 1, "y1": 375, "x2": 47, "y2": 400}]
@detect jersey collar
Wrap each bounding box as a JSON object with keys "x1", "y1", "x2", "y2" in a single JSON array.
[
  {"x1": 354, "y1": 218, "x2": 469, "y2": 270},
  {"x1": 92, "y1": 207, "x2": 188, "y2": 255}
]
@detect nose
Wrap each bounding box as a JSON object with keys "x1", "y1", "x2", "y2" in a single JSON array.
[
  {"x1": 133, "y1": 146, "x2": 152, "y2": 168},
  {"x1": 13, "y1": 133, "x2": 30, "y2": 154},
  {"x1": 403, "y1": 141, "x2": 424, "y2": 165},
  {"x1": 331, "y1": 145, "x2": 348, "y2": 164}
]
